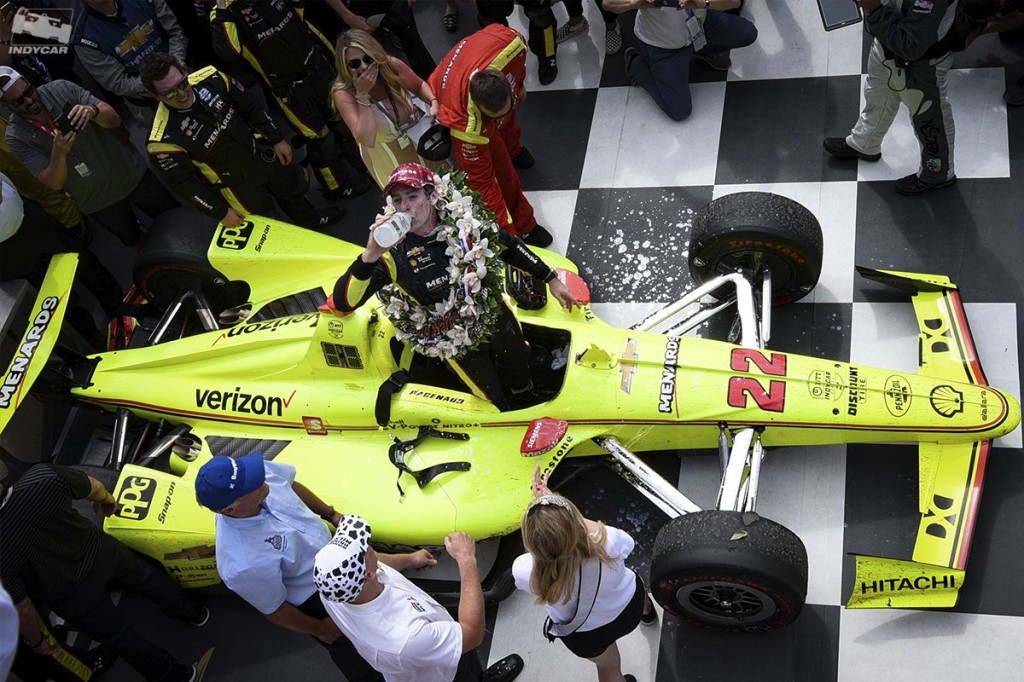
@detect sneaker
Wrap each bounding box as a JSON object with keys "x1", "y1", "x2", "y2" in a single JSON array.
[
  {"x1": 187, "y1": 604, "x2": 210, "y2": 628},
  {"x1": 512, "y1": 147, "x2": 534, "y2": 169},
  {"x1": 694, "y1": 50, "x2": 731, "y2": 70},
  {"x1": 822, "y1": 137, "x2": 882, "y2": 162},
  {"x1": 605, "y1": 23, "x2": 622, "y2": 55},
  {"x1": 484, "y1": 653, "x2": 524, "y2": 681},
  {"x1": 522, "y1": 224, "x2": 553, "y2": 248},
  {"x1": 538, "y1": 57, "x2": 558, "y2": 85},
  {"x1": 624, "y1": 676, "x2": 638, "y2": 682},
  {"x1": 624, "y1": 46, "x2": 638, "y2": 86},
  {"x1": 555, "y1": 17, "x2": 589, "y2": 43},
  {"x1": 894, "y1": 173, "x2": 957, "y2": 195},
  {"x1": 640, "y1": 603, "x2": 658, "y2": 626}
]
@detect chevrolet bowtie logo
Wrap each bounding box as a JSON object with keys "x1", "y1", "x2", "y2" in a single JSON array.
[{"x1": 619, "y1": 338, "x2": 638, "y2": 393}]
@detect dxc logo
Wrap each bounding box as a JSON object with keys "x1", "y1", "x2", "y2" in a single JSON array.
[
  {"x1": 116, "y1": 476, "x2": 156, "y2": 520},
  {"x1": 216, "y1": 222, "x2": 253, "y2": 250}
]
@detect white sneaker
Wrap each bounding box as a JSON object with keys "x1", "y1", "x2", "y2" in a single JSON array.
[
  {"x1": 555, "y1": 17, "x2": 589, "y2": 43},
  {"x1": 605, "y1": 23, "x2": 622, "y2": 55}
]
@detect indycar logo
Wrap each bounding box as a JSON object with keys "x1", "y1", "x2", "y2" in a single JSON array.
[
  {"x1": 930, "y1": 385, "x2": 964, "y2": 418},
  {"x1": 217, "y1": 222, "x2": 253, "y2": 250},
  {"x1": 807, "y1": 369, "x2": 844, "y2": 401},
  {"x1": 658, "y1": 336, "x2": 681, "y2": 414},
  {"x1": 116, "y1": 476, "x2": 156, "y2": 521},
  {"x1": 0, "y1": 296, "x2": 58, "y2": 409}
]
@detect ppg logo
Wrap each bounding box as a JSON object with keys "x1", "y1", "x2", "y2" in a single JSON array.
[
  {"x1": 216, "y1": 223, "x2": 253, "y2": 250},
  {"x1": 116, "y1": 476, "x2": 156, "y2": 520}
]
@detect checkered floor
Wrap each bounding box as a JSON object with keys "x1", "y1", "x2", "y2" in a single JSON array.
[{"x1": 50, "y1": 1, "x2": 1024, "y2": 681}]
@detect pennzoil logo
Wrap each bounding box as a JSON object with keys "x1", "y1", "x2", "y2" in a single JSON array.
[
  {"x1": 0, "y1": 295, "x2": 58, "y2": 409},
  {"x1": 930, "y1": 385, "x2": 964, "y2": 418},
  {"x1": 116, "y1": 476, "x2": 156, "y2": 520},
  {"x1": 884, "y1": 376, "x2": 912, "y2": 417},
  {"x1": 216, "y1": 222, "x2": 253, "y2": 250}
]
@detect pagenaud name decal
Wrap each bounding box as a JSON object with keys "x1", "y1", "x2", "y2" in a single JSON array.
[
  {"x1": 195, "y1": 387, "x2": 296, "y2": 416},
  {"x1": 0, "y1": 296, "x2": 58, "y2": 408},
  {"x1": 658, "y1": 336, "x2": 681, "y2": 414}
]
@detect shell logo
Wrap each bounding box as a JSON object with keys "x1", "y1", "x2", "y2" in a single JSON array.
[{"x1": 929, "y1": 385, "x2": 964, "y2": 418}]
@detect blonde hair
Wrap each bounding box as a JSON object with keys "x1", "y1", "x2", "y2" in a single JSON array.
[
  {"x1": 331, "y1": 29, "x2": 412, "y2": 114},
  {"x1": 521, "y1": 496, "x2": 613, "y2": 606}
]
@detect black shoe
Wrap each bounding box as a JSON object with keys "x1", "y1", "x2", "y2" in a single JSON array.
[
  {"x1": 521, "y1": 224, "x2": 553, "y2": 248},
  {"x1": 894, "y1": 173, "x2": 957, "y2": 196},
  {"x1": 624, "y1": 676, "x2": 637, "y2": 682},
  {"x1": 822, "y1": 137, "x2": 881, "y2": 162},
  {"x1": 624, "y1": 46, "x2": 638, "y2": 86},
  {"x1": 512, "y1": 147, "x2": 534, "y2": 169},
  {"x1": 694, "y1": 50, "x2": 731, "y2": 70},
  {"x1": 640, "y1": 603, "x2": 658, "y2": 626},
  {"x1": 538, "y1": 57, "x2": 557, "y2": 85},
  {"x1": 484, "y1": 653, "x2": 524, "y2": 681}
]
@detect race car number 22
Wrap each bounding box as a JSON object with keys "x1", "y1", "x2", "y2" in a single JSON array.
[{"x1": 727, "y1": 348, "x2": 786, "y2": 412}]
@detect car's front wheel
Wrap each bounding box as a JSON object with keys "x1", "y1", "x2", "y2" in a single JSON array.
[{"x1": 650, "y1": 510, "x2": 808, "y2": 633}]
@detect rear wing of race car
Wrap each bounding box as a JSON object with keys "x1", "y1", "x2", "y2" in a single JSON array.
[
  {"x1": 847, "y1": 267, "x2": 998, "y2": 608},
  {"x1": 0, "y1": 254, "x2": 78, "y2": 436}
]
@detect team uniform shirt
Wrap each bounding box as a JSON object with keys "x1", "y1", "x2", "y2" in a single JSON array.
[
  {"x1": 334, "y1": 224, "x2": 554, "y2": 311},
  {"x1": 321, "y1": 563, "x2": 463, "y2": 682},
  {"x1": 0, "y1": 465, "x2": 101, "y2": 604},
  {"x1": 0, "y1": 170, "x2": 25, "y2": 241},
  {"x1": 866, "y1": 0, "x2": 957, "y2": 60},
  {"x1": 72, "y1": 0, "x2": 188, "y2": 100},
  {"x1": 147, "y1": 65, "x2": 285, "y2": 219},
  {"x1": 5, "y1": 79, "x2": 146, "y2": 214},
  {"x1": 512, "y1": 525, "x2": 638, "y2": 632},
  {"x1": 428, "y1": 24, "x2": 529, "y2": 231},
  {"x1": 214, "y1": 461, "x2": 331, "y2": 614},
  {"x1": 634, "y1": 6, "x2": 707, "y2": 50}
]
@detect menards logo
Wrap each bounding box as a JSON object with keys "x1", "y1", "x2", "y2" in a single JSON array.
[{"x1": 195, "y1": 388, "x2": 296, "y2": 416}]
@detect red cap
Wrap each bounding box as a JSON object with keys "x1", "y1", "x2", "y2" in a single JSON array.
[{"x1": 384, "y1": 163, "x2": 436, "y2": 197}]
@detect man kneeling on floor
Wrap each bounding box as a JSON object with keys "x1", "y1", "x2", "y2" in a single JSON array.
[{"x1": 314, "y1": 515, "x2": 525, "y2": 682}]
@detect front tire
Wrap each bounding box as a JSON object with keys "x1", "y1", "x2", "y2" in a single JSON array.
[
  {"x1": 650, "y1": 511, "x2": 808, "y2": 633},
  {"x1": 689, "y1": 192, "x2": 823, "y2": 305}
]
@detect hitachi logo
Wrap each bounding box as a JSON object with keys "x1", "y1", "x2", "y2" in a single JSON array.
[
  {"x1": 859, "y1": 575, "x2": 956, "y2": 594},
  {"x1": 195, "y1": 387, "x2": 295, "y2": 416}
]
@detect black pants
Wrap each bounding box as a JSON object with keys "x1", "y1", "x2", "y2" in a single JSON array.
[
  {"x1": 564, "y1": 0, "x2": 616, "y2": 25},
  {"x1": 47, "y1": 535, "x2": 197, "y2": 682},
  {"x1": 297, "y1": 592, "x2": 384, "y2": 682},
  {"x1": 347, "y1": 0, "x2": 437, "y2": 80},
  {"x1": 476, "y1": 1, "x2": 557, "y2": 60},
  {"x1": 88, "y1": 169, "x2": 180, "y2": 247},
  {"x1": 223, "y1": 154, "x2": 323, "y2": 228},
  {"x1": 448, "y1": 302, "x2": 531, "y2": 411}
]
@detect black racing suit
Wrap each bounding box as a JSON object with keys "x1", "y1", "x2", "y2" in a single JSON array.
[
  {"x1": 146, "y1": 65, "x2": 320, "y2": 227},
  {"x1": 209, "y1": 0, "x2": 367, "y2": 195},
  {"x1": 333, "y1": 227, "x2": 556, "y2": 410}
]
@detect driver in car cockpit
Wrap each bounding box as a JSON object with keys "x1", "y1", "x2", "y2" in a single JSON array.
[{"x1": 332, "y1": 163, "x2": 579, "y2": 411}]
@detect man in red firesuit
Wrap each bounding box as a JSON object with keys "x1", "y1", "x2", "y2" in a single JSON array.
[{"x1": 428, "y1": 24, "x2": 553, "y2": 248}]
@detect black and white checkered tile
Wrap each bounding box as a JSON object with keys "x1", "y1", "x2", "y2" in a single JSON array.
[{"x1": 68, "y1": 1, "x2": 1024, "y2": 680}]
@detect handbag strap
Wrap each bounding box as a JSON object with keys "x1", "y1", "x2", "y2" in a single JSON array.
[{"x1": 549, "y1": 560, "x2": 603, "y2": 637}]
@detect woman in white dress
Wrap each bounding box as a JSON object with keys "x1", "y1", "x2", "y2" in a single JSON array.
[
  {"x1": 513, "y1": 466, "x2": 657, "y2": 682},
  {"x1": 331, "y1": 30, "x2": 446, "y2": 190}
]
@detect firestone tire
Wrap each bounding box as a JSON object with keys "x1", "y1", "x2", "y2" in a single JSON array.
[
  {"x1": 650, "y1": 511, "x2": 808, "y2": 633},
  {"x1": 133, "y1": 207, "x2": 247, "y2": 312},
  {"x1": 689, "y1": 192, "x2": 823, "y2": 305}
]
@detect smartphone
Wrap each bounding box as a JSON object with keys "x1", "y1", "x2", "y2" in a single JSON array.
[
  {"x1": 652, "y1": 0, "x2": 680, "y2": 7},
  {"x1": 53, "y1": 103, "x2": 78, "y2": 135},
  {"x1": 817, "y1": 0, "x2": 862, "y2": 31}
]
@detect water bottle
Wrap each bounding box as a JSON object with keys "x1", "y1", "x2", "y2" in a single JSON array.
[{"x1": 373, "y1": 212, "x2": 412, "y2": 248}]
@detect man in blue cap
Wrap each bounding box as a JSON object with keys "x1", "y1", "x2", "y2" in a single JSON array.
[{"x1": 196, "y1": 451, "x2": 432, "y2": 681}]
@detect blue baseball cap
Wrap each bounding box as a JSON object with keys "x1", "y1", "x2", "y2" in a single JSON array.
[{"x1": 194, "y1": 451, "x2": 266, "y2": 511}]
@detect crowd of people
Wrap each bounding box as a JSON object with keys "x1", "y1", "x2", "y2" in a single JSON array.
[{"x1": 3, "y1": 1, "x2": 1024, "y2": 681}]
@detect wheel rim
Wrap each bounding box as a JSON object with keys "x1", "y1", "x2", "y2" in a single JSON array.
[
  {"x1": 712, "y1": 250, "x2": 801, "y2": 295},
  {"x1": 676, "y1": 579, "x2": 777, "y2": 626}
]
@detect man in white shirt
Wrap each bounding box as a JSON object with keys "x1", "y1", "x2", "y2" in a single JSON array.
[
  {"x1": 606, "y1": 0, "x2": 757, "y2": 120},
  {"x1": 314, "y1": 515, "x2": 524, "y2": 682}
]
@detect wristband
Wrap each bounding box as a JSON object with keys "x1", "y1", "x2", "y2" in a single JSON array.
[
  {"x1": 321, "y1": 504, "x2": 335, "y2": 521},
  {"x1": 23, "y1": 634, "x2": 45, "y2": 649},
  {"x1": 544, "y1": 270, "x2": 558, "y2": 284}
]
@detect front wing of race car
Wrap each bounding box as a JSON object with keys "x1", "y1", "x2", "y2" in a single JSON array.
[{"x1": 847, "y1": 268, "x2": 998, "y2": 608}]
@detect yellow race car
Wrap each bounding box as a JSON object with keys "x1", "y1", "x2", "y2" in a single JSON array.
[{"x1": 1, "y1": 192, "x2": 1016, "y2": 633}]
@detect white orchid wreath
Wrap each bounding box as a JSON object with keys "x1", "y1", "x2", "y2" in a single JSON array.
[{"x1": 377, "y1": 170, "x2": 505, "y2": 359}]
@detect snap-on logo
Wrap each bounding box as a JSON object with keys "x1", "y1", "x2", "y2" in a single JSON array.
[
  {"x1": 116, "y1": 476, "x2": 156, "y2": 520},
  {"x1": 216, "y1": 223, "x2": 253, "y2": 250}
]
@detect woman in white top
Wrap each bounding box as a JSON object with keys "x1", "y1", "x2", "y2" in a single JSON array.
[
  {"x1": 513, "y1": 466, "x2": 656, "y2": 682},
  {"x1": 331, "y1": 30, "x2": 446, "y2": 190}
]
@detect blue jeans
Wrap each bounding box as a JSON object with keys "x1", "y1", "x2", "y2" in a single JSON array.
[{"x1": 629, "y1": 11, "x2": 757, "y2": 121}]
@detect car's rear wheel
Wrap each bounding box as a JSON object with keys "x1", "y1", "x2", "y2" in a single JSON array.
[
  {"x1": 689, "y1": 192, "x2": 823, "y2": 305},
  {"x1": 133, "y1": 207, "x2": 248, "y2": 312},
  {"x1": 650, "y1": 510, "x2": 808, "y2": 633}
]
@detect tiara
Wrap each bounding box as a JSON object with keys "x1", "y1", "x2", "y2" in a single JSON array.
[{"x1": 529, "y1": 494, "x2": 573, "y2": 511}]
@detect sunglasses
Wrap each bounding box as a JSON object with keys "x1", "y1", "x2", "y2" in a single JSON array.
[
  {"x1": 5, "y1": 83, "x2": 35, "y2": 108},
  {"x1": 346, "y1": 55, "x2": 375, "y2": 70},
  {"x1": 157, "y1": 75, "x2": 190, "y2": 99}
]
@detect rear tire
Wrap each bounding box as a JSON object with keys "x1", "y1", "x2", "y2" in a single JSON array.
[
  {"x1": 650, "y1": 511, "x2": 808, "y2": 633},
  {"x1": 689, "y1": 192, "x2": 823, "y2": 305},
  {"x1": 133, "y1": 207, "x2": 247, "y2": 312}
]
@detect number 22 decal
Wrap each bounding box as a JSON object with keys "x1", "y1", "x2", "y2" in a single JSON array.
[{"x1": 727, "y1": 348, "x2": 786, "y2": 412}]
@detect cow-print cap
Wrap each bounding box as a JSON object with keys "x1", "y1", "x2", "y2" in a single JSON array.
[{"x1": 313, "y1": 515, "x2": 373, "y2": 603}]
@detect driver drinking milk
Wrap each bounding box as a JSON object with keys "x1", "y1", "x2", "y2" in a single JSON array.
[{"x1": 332, "y1": 163, "x2": 579, "y2": 411}]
